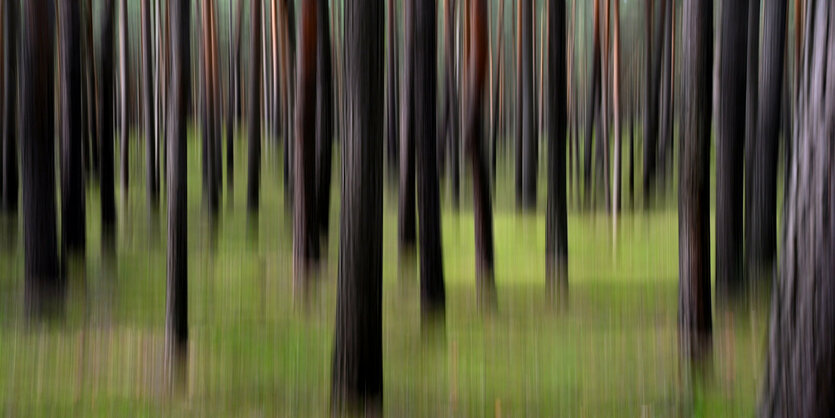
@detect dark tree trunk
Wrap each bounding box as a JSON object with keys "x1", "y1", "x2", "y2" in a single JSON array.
[
  {"x1": 227, "y1": 0, "x2": 243, "y2": 192},
  {"x1": 142, "y1": 0, "x2": 159, "y2": 209},
  {"x1": 23, "y1": 0, "x2": 62, "y2": 316},
  {"x1": 100, "y1": 0, "x2": 116, "y2": 231},
  {"x1": 546, "y1": 0, "x2": 567, "y2": 296},
  {"x1": 679, "y1": 0, "x2": 713, "y2": 363},
  {"x1": 746, "y1": 0, "x2": 786, "y2": 276},
  {"x1": 415, "y1": 0, "x2": 446, "y2": 316},
  {"x1": 294, "y1": 0, "x2": 319, "y2": 279},
  {"x1": 60, "y1": 0, "x2": 86, "y2": 252},
  {"x1": 315, "y1": 0, "x2": 334, "y2": 240},
  {"x1": 582, "y1": 0, "x2": 600, "y2": 206},
  {"x1": 398, "y1": 0, "x2": 416, "y2": 252},
  {"x1": 760, "y1": 4, "x2": 835, "y2": 416},
  {"x1": 657, "y1": 0, "x2": 674, "y2": 178},
  {"x1": 247, "y1": 0, "x2": 262, "y2": 213},
  {"x1": 716, "y1": 0, "x2": 748, "y2": 297},
  {"x1": 165, "y1": 0, "x2": 190, "y2": 390},
  {"x1": 441, "y1": 0, "x2": 460, "y2": 209},
  {"x1": 386, "y1": 0, "x2": 399, "y2": 176},
  {"x1": 464, "y1": 0, "x2": 495, "y2": 304},
  {"x1": 1, "y1": 0, "x2": 18, "y2": 213},
  {"x1": 331, "y1": 0, "x2": 384, "y2": 411},
  {"x1": 643, "y1": 0, "x2": 662, "y2": 203},
  {"x1": 119, "y1": 0, "x2": 129, "y2": 193},
  {"x1": 516, "y1": 0, "x2": 536, "y2": 210},
  {"x1": 490, "y1": 0, "x2": 504, "y2": 188},
  {"x1": 202, "y1": 0, "x2": 219, "y2": 215},
  {"x1": 612, "y1": 0, "x2": 622, "y2": 213},
  {"x1": 743, "y1": 0, "x2": 759, "y2": 200},
  {"x1": 85, "y1": 0, "x2": 100, "y2": 184}
]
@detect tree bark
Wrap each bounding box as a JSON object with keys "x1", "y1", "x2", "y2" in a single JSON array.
[
  {"x1": 23, "y1": 0, "x2": 62, "y2": 316},
  {"x1": 165, "y1": 0, "x2": 190, "y2": 391},
  {"x1": 657, "y1": 0, "x2": 674, "y2": 178},
  {"x1": 100, "y1": 0, "x2": 116, "y2": 231},
  {"x1": 398, "y1": 0, "x2": 416, "y2": 252},
  {"x1": 760, "y1": 4, "x2": 835, "y2": 415},
  {"x1": 60, "y1": 0, "x2": 86, "y2": 253},
  {"x1": 247, "y1": 0, "x2": 262, "y2": 213},
  {"x1": 315, "y1": 0, "x2": 334, "y2": 240},
  {"x1": 142, "y1": 0, "x2": 159, "y2": 209},
  {"x1": 331, "y1": 0, "x2": 384, "y2": 411},
  {"x1": 440, "y1": 0, "x2": 460, "y2": 209},
  {"x1": 1, "y1": 0, "x2": 18, "y2": 213},
  {"x1": 716, "y1": 0, "x2": 749, "y2": 297},
  {"x1": 546, "y1": 0, "x2": 567, "y2": 297},
  {"x1": 119, "y1": 0, "x2": 129, "y2": 193},
  {"x1": 516, "y1": 0, "x2": 536, "y2": 210},
  {"x1": 746, "y1": 0, "x2": 786, "y2": 275},
  {"x1": 611, "y1": 0, "x2": 622, "y2": 214},
  {"x1": 386, "y1": 0, "x2": 399, "y2": 176},
  {"x1": 294, "y1": 0, "x2": 319, "y2": 279},
  {"x1": 415, "y1": 0, "x2": 446, "y2": 316},
  {"x1": 679, "y1": 0, "x2": 713, "y2": 363},
  {"x1": 643, "y1": 0, "x2": 663, "y2": 202},
  {"x1": 583, "y1": 0, "x2": 601, "y2": 206}
]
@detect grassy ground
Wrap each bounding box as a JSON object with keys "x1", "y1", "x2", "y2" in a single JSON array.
[{"x1": 0, "y1": 129, "x2": 769, "y2": 416}]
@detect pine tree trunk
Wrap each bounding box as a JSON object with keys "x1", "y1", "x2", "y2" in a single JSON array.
[
  {"x1": 100, "y1": 0, "x2": 116, "y2": 232},
  {"x1": 546, "y1": 0, "x2": 567, "y2": 298},
  {"x1": 386, "y1": 0, "x2": 399, "y2": 175},
  {"x1": 119, "y1": 0, "x2": 129, "y2": 193},
  {"x1": 760, "y1": 4, "x2": 835, "y2": 415},
  {"x1": 679, "y1": 0, "x2": 713, "y2": 363},
  {"x1": 165, "y1": 0, "x2": 190, "y2": 391},
  {"x1": 331, "y1": 0, "x2": 384, "y2": 411},
  {"x1": 398, "y1": 0, "x2": 416, "y2": 252},
  {"x1": 517, "y1": 0, "x2": 536, "y2": 210},
  {"x1": 716, "y1": 0, "x2": 749, "y2": 297},
  {"x1": 415, "y1": 0, "x2": 446, "y2": 316},
  {"x1": 612, "y1": 0, "x2": 622, "y2": 214},
  {"x1": 315, "y1": 0, "x2": 334, "y2": 240},
  {"x1": 294, "y1": 0, "x2": 319, "y2": 279},
  {"x1": 60, "y1": 0, "x2": 86, "y2": 252},
  {"x1": 23, "y1": 0, "x2": 61, "y2": 316},
  {"x1": 142, "y1": 0, "x2": 159, "y2": 209},
  {"x1": 247, "y1": 0, "x2": 262, "y2": 212},
  {"x1": 583, "y1": 0, "x2": 600, "y2": 206},
  {"x1": 1, "y1": 0, "x2": 18, "y2": 213},
  {"x1": 746, "y1": 0, "x2": 786, "y2": 276}
]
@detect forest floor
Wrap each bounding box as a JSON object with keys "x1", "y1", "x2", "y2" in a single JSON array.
[{"x1": 0, "y1": 129, "x2": 774, "y2": 416}]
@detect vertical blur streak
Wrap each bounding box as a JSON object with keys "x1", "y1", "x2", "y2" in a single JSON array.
[
  {"x1": 331, "y1": 0, "x2": 384, "y2": 411},
  {"x1": 60, "y1": 0, "x2": 87, "y2": 253},
  {"x1": 165, "y1": 0, "x2": 190, "y2": 393},
  {"x1": 22, "y1": 0, "x2": 60, "y2": 317}
]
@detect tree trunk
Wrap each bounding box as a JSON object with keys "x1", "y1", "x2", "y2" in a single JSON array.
[
  {"x1": 716, "y1": 0, "x2": 748, "y2": 297},
  {"x1": 657, "y1": 0, "x2": 674, "y2": 179},
  {"x1": 294, "y1": 0, "x2": 319, "y2": 280},
  {"x1": 599, "y1": 0, "x2": 610, "y2": 212},
  {"x1": 315, "y1": 0, "x2": 334, "y2": 240},
  {"x1": 546, "y1": 0, "x2": 567, "y2": 297},
  {"x1": 516, "y1": 0, "x2": 536, "y2": 210},
  {"x1": 679, "y1": 0, "x2": 713, "y2": 363},
  {"x1": 398, "y1": 0, "x2": 416, "y2": 252},
  {"x1": 441, "y1": 0, "x2": 460, "y2": 209},
  {"x1": 165, "y1": 0, "x2": 190, "y2": 390},
  {"x1": 583, "y1": 0, "x2": 601, "y2": 206},
  {"x1": 643, "y1": 0, "x2": 662, "y2": 203},
  {"x1": 331, "y1": 0, "x2": 384, "y2": 411},
  {"x1": 415, "y1": 0, "x2": 446, "y2": 316},
  {"x1": 202, "y1": 0, "x2": 219, "y2": 215},
  {"x1": 119, "y1": 0, "x2": 129, "y2": 193},
  {"x1": 247, "y1": 0, "x2": 262, "y2": 213},
  {"x1": 1, "y1": 0, "x2": 18, "y2": 213},
  {"x1": 60, "y1": 0, "x2": 86, "y2": 252},
  {"x1": 612, "y1": 0, "x2": 622, "y2": 214},
  {"x1": 100, "y1": 0, "x2": 116, "y2": 231},
  {"x1": 386, "y1": 0, "x2": 399, "y2": 176},
  {"x1": 760, "y1": 4, "x2": 835, "y2": 415},
  {"x1": 142, "y1": 0, "x2": 159, "y2": 209},
  {"x1": 746, "y1": 0, "x2": 786, "y2": 276},
  {"x1": 23, "y1": 0, "x2": 62, "y2": 316},
  {"x1": 490, "y1": 0, "x2": 504, "y2": 186}
]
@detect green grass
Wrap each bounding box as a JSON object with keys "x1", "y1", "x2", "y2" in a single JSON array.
[{"x1": 0, "y1": 128, "x2": 769, "y2": 416}]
